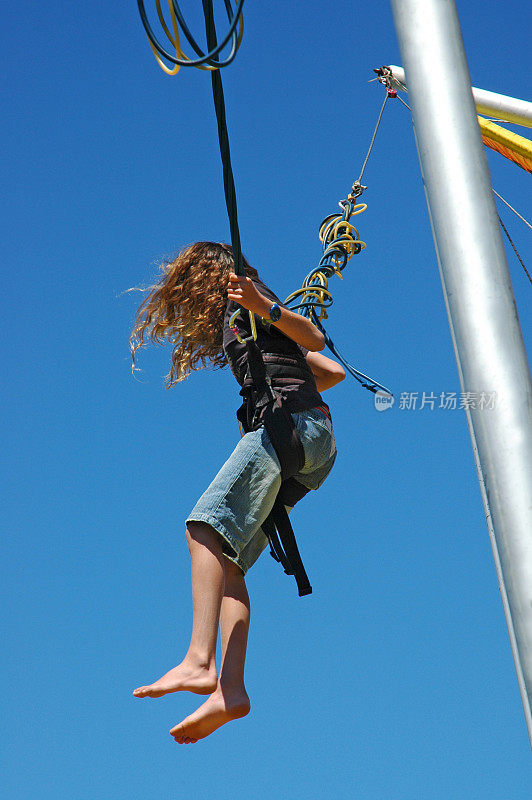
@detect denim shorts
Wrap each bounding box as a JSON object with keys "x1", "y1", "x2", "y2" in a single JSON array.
[{"x1": 186, "y1": 408, "x2": 337, "y2": 574}]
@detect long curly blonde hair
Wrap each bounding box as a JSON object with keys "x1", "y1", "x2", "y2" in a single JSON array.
[{"x1": 130, "y1": 241, "x2": 258, "y2": 386}]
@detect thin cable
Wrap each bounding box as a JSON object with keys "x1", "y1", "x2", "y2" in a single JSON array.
[
  {"x1": 497, "y1": 215, "x2": 532, "y2": 287},
  {"x1": 493, "y1": 188, "x2": 532, "y2": 231},
  {"x1": 483, "y1": 118, "x2": 513, "y2": 125},
  {"x1": 356, "y1": 93, "x2": 388, "y2": 184},
  {"x1": 396, "y1": 94, "x2": 411, "y2": 112}
]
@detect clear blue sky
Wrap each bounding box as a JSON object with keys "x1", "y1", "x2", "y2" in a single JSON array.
[{"x1": 2, "y1": 2, "x2": 531, "y2": 797}]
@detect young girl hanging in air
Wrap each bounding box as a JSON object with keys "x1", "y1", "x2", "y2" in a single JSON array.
[{"x1": 130, "y1": 241, "x2": 345, "y2": 744}]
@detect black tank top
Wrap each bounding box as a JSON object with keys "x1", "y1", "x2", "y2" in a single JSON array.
[{"x1": 223, "y1": 277, "x2": 324, "y2": 414}]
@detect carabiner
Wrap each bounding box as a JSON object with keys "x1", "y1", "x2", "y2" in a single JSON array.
[{"x1": 229, "y1": 309, "x2": 257, "y2": 343}]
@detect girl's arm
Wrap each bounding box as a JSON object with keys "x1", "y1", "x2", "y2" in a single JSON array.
[
  {"x1": 227, "y1": 273, "x2": 325, "y2": 352},
  {"x1": 305, "y1": 351, "x2": 346, "y2": 392}
]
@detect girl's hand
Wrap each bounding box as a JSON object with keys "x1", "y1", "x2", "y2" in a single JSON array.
[
  {"x1": 227, "y1": 273, "x2": 269, "y2": 317},
  {"x1": 227, "y1": 272, "x2": 325, "y2": 351}
]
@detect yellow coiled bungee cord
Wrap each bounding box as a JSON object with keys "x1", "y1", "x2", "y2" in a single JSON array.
[
  {"x1": 284, "y1": 179, "x2": 391, "y2": 395},
  {"x1": 284, "y1": 193, "x2": 367, "y2": 325}
]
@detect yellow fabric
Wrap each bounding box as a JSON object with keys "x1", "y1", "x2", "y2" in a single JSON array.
[{"x1": 478, "y1": 117, "x2": 532, "y2": 174}]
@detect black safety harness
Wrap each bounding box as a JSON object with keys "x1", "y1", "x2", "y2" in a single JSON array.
[{"x1": 236, "y1": 335, "x2": 313, "y2": 596}]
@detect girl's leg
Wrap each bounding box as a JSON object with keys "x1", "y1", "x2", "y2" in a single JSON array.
[
  {"x1": 170, "y1": 559, "x2": 251, "y2": 744},
  {"x1": 133, "y1": 522, "x2": 223, "y2": 698},
  {"x1": 218, "y1": 559, "x2": 251, "y2": 693}
]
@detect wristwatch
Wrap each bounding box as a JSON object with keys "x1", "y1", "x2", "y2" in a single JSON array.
[{"x1": 263, "y1": 302, "x2": 282, "y2": 323}]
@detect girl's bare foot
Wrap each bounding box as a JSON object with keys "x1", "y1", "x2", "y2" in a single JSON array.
[
  {"x1": 170, "y1": 685, "x2": 250, "y2": 742},
  {"x1": 133, "y1": 661, "x2": 217, "y2": 698}
]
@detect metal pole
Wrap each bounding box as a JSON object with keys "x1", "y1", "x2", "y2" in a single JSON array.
[
  {"x1": 390, "y1": 0, "x2": 532, "y2": 744},
  {"x1": 388, "y1": 65, "x2": 532, "y2": 128}
]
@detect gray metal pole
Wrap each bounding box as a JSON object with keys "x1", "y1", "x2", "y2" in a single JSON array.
[
  {"x1": 390, "y1": 0, "x2": 532, "y2": 744},
  {"x1": 388, "y1": 65, "x2": 532, "y2": 128}
]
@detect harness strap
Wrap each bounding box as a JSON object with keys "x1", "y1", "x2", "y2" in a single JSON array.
[
  {"x1": 261, "y1": 497, "x2": 312, "y2": 597},
  {"x1": 262, "y1": 401, "x2": 305, "y2": 480},
  {"x1": 238, "y1": 337, "x2": 313, "y2": 596},
  {"x1": 261, "y1": 511, "x2": 291, "y2": 571}
]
